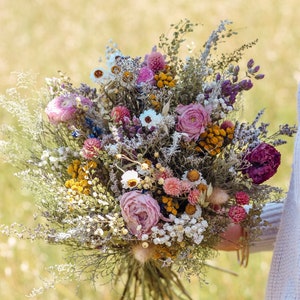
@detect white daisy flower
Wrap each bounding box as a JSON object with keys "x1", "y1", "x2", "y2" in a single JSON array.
[
  {"x1": 139, "y1": 109, "x2": 163, "y2": 129},
  {"x1": 121, "y1": 170, "x2": 140, "y2": 189}
]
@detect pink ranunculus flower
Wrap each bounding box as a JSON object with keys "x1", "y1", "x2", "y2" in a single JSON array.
[
  {"x1": 111, "y1": 106, "x2": 131, "y2": 123},
  {"x1": 137, "y1": 66, "x2": 155, "y2": 85},
  {"x1": 120, "y1": 191, "x2": 161, "y2": 238},
  {"x1": 45, "y1": 94, "x2": 92, "y2": 125},
  {"x1": 176, "y1": 103, "x2": 211, "y2": 141},
  {"x1": 244, "y1": 142, "x2": 281, "y2": 184},
  {"x1": 81, "y1": 138, "x2": 102, "y2": 159}
]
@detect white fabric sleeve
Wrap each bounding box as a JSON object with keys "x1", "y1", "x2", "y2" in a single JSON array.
[
  {"x1": 250, "y1": 202, "x2": 284, "y2": 253},
  {"x1": 265, "y1": 85, "x2": 300, "y2": 299}
]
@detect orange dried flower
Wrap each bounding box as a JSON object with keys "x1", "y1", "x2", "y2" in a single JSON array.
[
  {"x1": 185, "y1": 203, "x2": 197, "y2": 215},
  {"x1": 187, "y1": 169, "x2": 200, "y2": 182}
]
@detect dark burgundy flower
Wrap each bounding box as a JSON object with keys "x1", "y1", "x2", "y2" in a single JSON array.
[{"x1": 244, "y1": 142, "x2": 281, "y2": 184}]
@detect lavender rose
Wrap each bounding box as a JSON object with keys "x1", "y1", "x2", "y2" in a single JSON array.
[
  {"x1": 244, "y1": 142, "x2": 281, "y2": 184},
  {"x1": 45, "y1": 94, "x2": 92, "y2": 125},
  {"x1": 176, "y1": 103, "x2": 211, "y2": 141},
  {"x1": 120, "y1": 191, "x2": 161, "y2": 238}
]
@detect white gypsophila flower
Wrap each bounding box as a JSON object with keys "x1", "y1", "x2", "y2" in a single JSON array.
[
  {"x1": 121, "y1": 170, "x2": 140, "y2": 189},
  {"x1": 139, "y1": 109, "x2": 163, "y2": 129},
  {"x1": 150, "y1": 205, "x2": 207, "y2": 246}
]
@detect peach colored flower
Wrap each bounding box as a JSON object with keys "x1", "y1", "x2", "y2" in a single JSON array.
[
  {"x1": 180, "y1": 180, "x2": 192, "y2": 194},
  {"x1": 207, "y1": 187, "x2": 229, "y2": 205},
  {"x1": 163, "y1": 177, "x2": 182, "y2": 197},
  {"x1": 188, "y1": 189, "x2": 201, "y2": 205}
]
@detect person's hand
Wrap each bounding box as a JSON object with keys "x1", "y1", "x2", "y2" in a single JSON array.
[{"x1": 215, "y1": 223, "x2": 243, "y2": 251}]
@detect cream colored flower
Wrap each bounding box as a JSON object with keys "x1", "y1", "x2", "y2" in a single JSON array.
[{"x1": 121, "y1": 170, "x2": 140, "y2": 189}]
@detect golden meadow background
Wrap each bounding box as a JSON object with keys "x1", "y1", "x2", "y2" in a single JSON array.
[{"x1": 0, "y1": 0, "x2": 299, "y2": 299}]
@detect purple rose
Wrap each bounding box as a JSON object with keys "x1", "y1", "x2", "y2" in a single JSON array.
[
  {"x1": 120, "y1": 191, "x2": 161, "y2": 238},
  {"x1": 244, "y1": 142, "x2": 281, "y2": 184},
  {"x1": 176, "y1": 103, "x2": 211, "y2": 141},
  {"x1": 45, "y1": 94, "x2": 92, "y2": 125}
]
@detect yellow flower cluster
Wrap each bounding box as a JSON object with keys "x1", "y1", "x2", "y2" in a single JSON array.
[
  {"x1": 65, "y1": 160, "x2": 97, "y2": 195},
  {"x1": 162, "y1": 196, "x2": 179, "y2": 215},
  {"x1": 197, "y1": 124, "x2": 235, "y2": 156},
  {"x1": 152, "y1": 244, "x2": 178, "y2": 261},
  {"x1": 154, "y1": 67, "x2": 176, "y2": 88},
  {"x1": 148, "y1": 94, "x2": 161, "y2": 112}
]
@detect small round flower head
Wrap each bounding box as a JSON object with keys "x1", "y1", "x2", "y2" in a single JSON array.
[
  {"x1": 235, "y1": 191, "x2": 250, "y2": 205},
  {"x1": 188, "y1": 189, "x2": 201, "y2": 205},
  {"x1": 139, "y1": 109, "x2": 162, "y2": 129},
  {"x1": 185, "y1": 203, "x2": 197, "y2": 215},
  {"x1": 81, "y1": 138, "x2": 102, "y2": 159},
  {"x1": 228, "y1": 205, "x2": 247, "y2": 223},
  {"x1": 207, "y1": 187, "x2": 229, "y2": 205},
  {"x1": 163, "y1": 177, "x2": 182, "y2": 197},
  {"x1": 180, "y1": 180, "x2": 192, "y2": 194},
  {"x1": 187, "y1": 169, "x2": 201, "y2": 182},
  {"x1": 111, "y1": 106, "x2": 131, "y2": 123},
  {"x1": 131, "y1": 243, "x2": 156, "y2": 264},
  {"x1": 121, "y1": 170, "x2": 140, "y2": 189},
  {"x1": 220, "y1": 120, "x2": 235, "y2": 130},
  {"x1": 146, "y1": 50, "x2": 166, "y2": 73},
  {"x1": 155, "y1": 167, "x2": 173, "y2": 181}
]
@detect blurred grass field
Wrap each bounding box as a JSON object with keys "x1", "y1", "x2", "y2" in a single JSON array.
[{"x1": 0, "y1": 0, "x2": 299, "y2": 299}]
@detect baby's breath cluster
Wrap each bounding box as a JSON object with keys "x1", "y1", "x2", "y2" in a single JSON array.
[{"x1": 0, "y1": 20, "x2": 296, "y2": 300}]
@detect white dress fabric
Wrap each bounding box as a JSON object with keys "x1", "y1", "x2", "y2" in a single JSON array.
[
  {"x1": 266, "y1": 86, "x2": 300, "y2": 299},
  {"x1": 250, "y1": 202, "x2": 283, "y2": 253}
]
